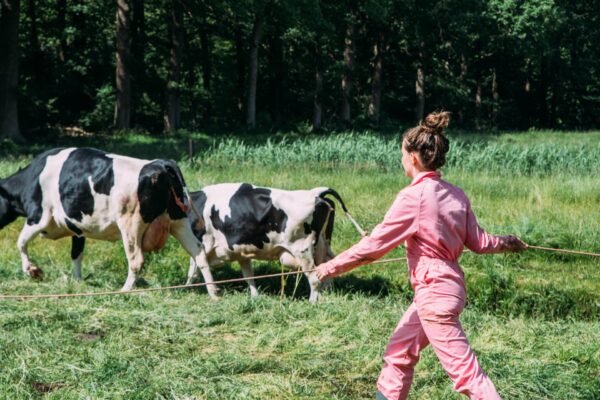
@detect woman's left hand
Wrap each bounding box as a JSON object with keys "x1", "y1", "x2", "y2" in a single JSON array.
[
  {"x1": 313, "y1": 263, "x2": 330, "y2": 282},
  {"x1": 501, "y1": 235, "x2": 528, "y2": 252}
]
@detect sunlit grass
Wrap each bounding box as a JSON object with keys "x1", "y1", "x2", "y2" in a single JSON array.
[{"x1": 0, "y1": 131, "x2": 599, "y2": 398}]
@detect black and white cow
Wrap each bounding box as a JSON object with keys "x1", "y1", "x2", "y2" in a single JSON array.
[
  {"x1": 186, "y1": 183, "x2": 365, "y2": 302},
  {"x1": 0, "y1": 147, "x2": 218, "y2": 296}
]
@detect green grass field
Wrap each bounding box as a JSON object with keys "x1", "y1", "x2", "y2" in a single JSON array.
[{"x1": 0, "y1": 131, "x2": 599, "y2": 399}]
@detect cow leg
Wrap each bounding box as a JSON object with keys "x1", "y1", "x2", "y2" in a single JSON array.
[
  {"x1": 239, "y1": 259, "x2": 258, "y2": 297},
  {"x1": 71, "y1": 236, "x2": 86, "y2": 280},
  {"x1": 170, "y1": 219, "x2": 219, "y2": 299},
  {"x1": 285, "y1": 251, "x2": 322, "y2": 303},
  {"x1": 187, "y1": 257, "x2": 199, "y2": 284},
  {"x1": 314, "y1": 235, "x2": 334, "y2": 292},
  {"x1": 117, "y1": 217, "x2": 146, "y2": 291},
  {"x1": 17, "y1": 223, "x2": 45, "y2": 279}
]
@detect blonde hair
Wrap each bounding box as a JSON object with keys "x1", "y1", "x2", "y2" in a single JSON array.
[{"x1": 403, "y1": 111, "x2": 451, "y2": 170}]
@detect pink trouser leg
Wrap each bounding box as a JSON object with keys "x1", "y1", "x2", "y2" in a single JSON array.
[
  {"x1": 377, "y1": 262, "x2": 501, "y2": 400},
  {"x1": 376, "y1": 303, "x2": 429, "y2": 400}
]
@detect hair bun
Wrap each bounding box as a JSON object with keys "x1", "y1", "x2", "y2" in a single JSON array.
[{"x1": 422, "y1": 111, "x2": 450, "y2": 134}]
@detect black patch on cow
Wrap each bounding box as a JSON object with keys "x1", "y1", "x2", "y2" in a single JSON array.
[
  {"x1": 189, "y1": 190, "x2": 207, "y2": 239},
  {"x1": 137, "y1": 159, "x2": 188, "y2": 223},
  {"x1": 59, "y1": 148, "x2": 115, "y2": 222},
  {"x1": 308, "y1": 197, "x2": 335, "y2": 246},
  {"x1": 210, "y1": 184, "x2": 288, "y2": 250},
  {"x1": 0, "y1": 148, "x2": 64, "y2": 227},
  {"x1": 303, "y1": 222, "x2": 311, "y2": 236},
  {"x1": 0, "y1": 192, "x2": 19, "y2": 229},
  {"x1": 71, "y1": 236, "x2": 86, "y2": 260},
  {"x1": 65, "y1": 219, "x2": 83, "y2": 235},
  {"x1": 160, "y1": 160, "x2": 188, "y2": 220}
]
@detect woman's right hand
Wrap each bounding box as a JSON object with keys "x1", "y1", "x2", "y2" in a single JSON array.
[{"x1": 500, "y1": 235, "x2": 528, "y2": 252}]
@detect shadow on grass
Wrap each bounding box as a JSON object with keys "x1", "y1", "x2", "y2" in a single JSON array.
[
  {"x1": 0, "y1": 128, "x2": 362, "y2": 162},
  {"x1": 184, "y1": 262, "x2": 600, "y2": 321},
  {"x1": 185, "y1": 262, "x2": 406, "y2": 301},
  {"x1": 0, "y1": 131, "x2": 209, "y2": 161}
]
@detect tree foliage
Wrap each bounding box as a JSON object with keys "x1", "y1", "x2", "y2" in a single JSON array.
[{"x1": 8, "y1": 0, "x2": 600, "y2": 136}]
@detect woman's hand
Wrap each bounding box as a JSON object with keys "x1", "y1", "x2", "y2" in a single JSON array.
[
  {"x1": 312, "y1": 262, "x2": 333, "y2": 282},
  {"x1": 500, "y1": 235, "x2": 528, "y2": 252}
]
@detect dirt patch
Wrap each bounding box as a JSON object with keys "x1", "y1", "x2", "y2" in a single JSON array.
[
  {"x1": 76, "y1": 332, "x2": 104, "y2": 341},
  {"x1": 31, "y1": 381, "x2": 66, "y2": 393}
]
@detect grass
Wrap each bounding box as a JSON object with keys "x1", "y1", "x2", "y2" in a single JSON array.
[{"x1": 0, "y1": 130, "x2": 599, "y2": 398}]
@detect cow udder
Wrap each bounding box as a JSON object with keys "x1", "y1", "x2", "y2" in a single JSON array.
[{"x1": 142, "y1": 215, "x2": 171, "y2": 252}]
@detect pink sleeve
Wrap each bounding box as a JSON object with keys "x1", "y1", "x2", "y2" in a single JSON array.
[
  {"x1": 464, "y1": 200, "x2": 504, "y2": 254},
  {"x1": 315, "y1": 188, "x2": 420, "y2": 279}
]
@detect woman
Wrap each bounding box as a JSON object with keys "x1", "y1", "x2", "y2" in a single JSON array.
[{"x1": 313, "y1": 111, "x2": 527, "y2": 400}]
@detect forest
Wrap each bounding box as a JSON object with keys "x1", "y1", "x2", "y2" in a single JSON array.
[{"x1": 1, "y1": 0, "x2": 600, "y2": 142}]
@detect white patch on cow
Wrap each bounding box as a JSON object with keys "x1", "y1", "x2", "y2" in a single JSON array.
[
  {"x1": 201, "y1": 183, "x2": 242, "y2": 220},
  {"x1": 36, "y1": 148, "x2": 139, "y2": 241},
  {"x1": 39, "y1": 148, "x2": 75, "y2": 218}
]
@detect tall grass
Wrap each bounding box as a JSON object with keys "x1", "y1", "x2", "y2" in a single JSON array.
[{"x1": 200, "y1": 132, "x2": 600, "y2": 175}]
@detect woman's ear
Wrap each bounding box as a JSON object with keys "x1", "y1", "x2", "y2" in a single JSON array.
[{"x1": 410, "y1": 152, "x2": 419, "y2": 166}]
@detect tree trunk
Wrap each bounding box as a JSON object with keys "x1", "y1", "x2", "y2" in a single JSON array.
[
  {"x1": 312, "y1": 43, "x2": 323, "y2": 132},
  {"x1": 27, "y1": 0, "x2": 44, "y2": 88},
  {"x1": 131, "y1": 0, "x2": 145, "y2": 126},
  {"x1": 0, "y1": 0, "x2": 23, "y2": 142},
  {"x1": 474, "y1": 81, "x2": 482, "y2": 130},
  {"x1": 56, "y1": 0, "x2": 67, "y2": 62},
  {"x1": 199, "y1": 13, "x2": 212, "y2": 120},
  {"x1": 368, "y1": 31, "x2": 384, "y2": 127},
  {"x1": 457, "y1": 53, "x2": 468, "y2": 124},
  {"x1": 114, "y1": 0, "x2": 133, "y2": 130},
  {"x1": 164, "y1": 0, "x2": 183, "y2": 133},
  {"x1": 538, "y1": 52, "x2": 549, "y2": 128},
  {"x1": 341, "y1": 21, "x2": 355, "y2": 124},
  {"x1": 490, "y1": 67, "x2": 498, "y2": 128},
  {"x1": 246, "y1": 12, "x2": 264, "y2": 129},
  {"x1": 268, "y1": 29, "x2": 283, "y2": 129},
  {"x1": 415, "y1": 67, "x2": 425, "y2": 123},
  {"x1": 550, "y1": 72, "x2": 558, "y2": 128},
  {"x1": 234, "y1": 16, "x2": 245, "y2": 122},
  {"x1": 523, "y1": 58, "x2": 533, "y2": 128}
]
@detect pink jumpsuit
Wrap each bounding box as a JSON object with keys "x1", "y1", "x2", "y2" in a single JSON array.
[{"x1": 315, "y1": 171, "x2": 506, "y2": 400}]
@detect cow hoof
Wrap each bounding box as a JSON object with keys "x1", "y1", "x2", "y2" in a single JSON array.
[
  {"x1": 206, "y1": 287, "x2": 221, "y2": 300},
  {"x1": 27, "y1": 265, "x2": 44, "y2": 280},
  {"x1": 308, "y1": 293, "x2": 321, "y2": 304}
]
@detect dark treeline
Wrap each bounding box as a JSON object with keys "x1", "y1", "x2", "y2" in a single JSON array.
[{"x1": 1, "y1": 0, "x2": 600, "y2": 141}]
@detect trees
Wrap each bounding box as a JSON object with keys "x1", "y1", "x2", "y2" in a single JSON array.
[
  {"x1": 114, "y1": 0, "x2": 133, "y2": 130},
  {"x1": 0, "y1": 0, "x2": 24, "y2": 142},
  {"x1": 164, "y1": 0, "x2": 184, "y2": 132},
  {"x1": 2, "y1": 0, "x2": 600, "y2": 140}
]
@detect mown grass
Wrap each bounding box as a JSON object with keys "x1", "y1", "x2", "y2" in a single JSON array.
[{"x1": 0, "y1": 131, "x2": 599, "y2": 399}]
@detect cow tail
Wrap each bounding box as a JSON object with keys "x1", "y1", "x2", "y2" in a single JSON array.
[{"x1": 318, "y1": 189, "x2": 367, "y2": 237}]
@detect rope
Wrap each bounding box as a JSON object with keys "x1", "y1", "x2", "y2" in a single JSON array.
[
  {"x1": 1, "y1": 243, "x2": 599, "y2": 301},
  {"x1": 526, "y1": 245, "x2": 600, "y2": 258},
  {"x1": 0, "y1": 257, "x2": 408, "y2": 301}
]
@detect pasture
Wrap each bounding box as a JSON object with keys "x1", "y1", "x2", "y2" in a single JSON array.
[{"x1": 0, "y1": 131, "x2": 599, "y2": 399}]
